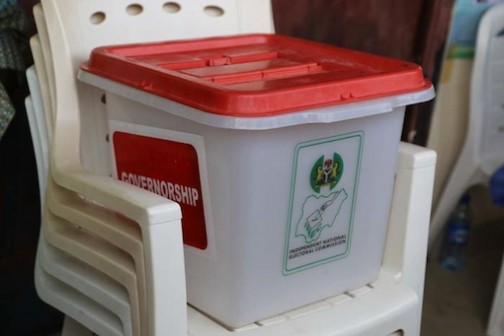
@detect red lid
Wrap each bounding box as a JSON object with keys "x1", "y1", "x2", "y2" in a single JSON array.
[{"x1": 81, "y1": 34, "x2": 431, "y2": 117}]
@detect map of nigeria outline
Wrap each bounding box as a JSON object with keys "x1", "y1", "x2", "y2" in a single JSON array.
[{"x1": 295, "y1": 189, "x2": 348, "y2": 243}]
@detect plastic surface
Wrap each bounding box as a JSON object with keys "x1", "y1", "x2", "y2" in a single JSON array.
[
  {"x1": 82, "y1": 30, "x2": 434, "y2": 327},
  {"x1": 38, "y1": 238, "x2": 133, "y2": 336},
  {"x1": 82, "y1": 34, "x2": 431, "y2": 117},
  {"x1": 43, "y1": 0, "x2": 275, "y2": 177},
  {"x1": 31, "y1": 0, "x2": 274, "y2": 334},
  {"x1": 429, "y1": 3, "x2": 504, "y2": 250},
  {"x1": 42, "y1": 197, "x2": 143, "y2": 335},
  {"x1": 95, "y1": 75, "x2": 433, "y2": 327},
  {"x1": 36, "y1": 251, "x2": 125, "y2": 336},
  {"x1": 29, "y1": 34, "x2": 53, "y2": 141},
  {"x1": 27, "y1": 0, "x2": 437, "y2": 334},
  {"x1": 38, "y1": 143, "x2": 436, "y2": 336},
  {"x1": 43, "y1": 178, "x2": 147, "y2": 336},
  {"x1": 62, "y1": 317, "x2": 98, "y2": 336},
  {"x1": 33, "y1": 4, "x2": 56, "y2": 127},
  {"x1": 36, "y1": 171, "x2": 185, "y2": 336},
  {"x1": 79, "y1": 70, "x2": 435, "y2": 130}
]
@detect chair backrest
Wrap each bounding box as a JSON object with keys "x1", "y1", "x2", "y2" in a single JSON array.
[
  {"x1": 36, "y1": 1, "x2": 275, "y2": 335},
  {"x1": 480, "y1": 7, "x2": 504, "y2": 335},
  {"x1": 40, "y1": 0, "x2": 274, "y2": 176},
  {"x1": 47, "y1": 0, "x2": 273, "y2": 69},
  {"x1": 29, "y1": 34, "x2": 53, "y2": 141},
  {"x1": 33, "y1": 4, "x2": 56, "y2": 129},
  {"x1": 469, "y1": 3, "x2": 504, "y2": 176},
  {"x1": 25, "y1": 65, "x2": 49, "y2": 184}
]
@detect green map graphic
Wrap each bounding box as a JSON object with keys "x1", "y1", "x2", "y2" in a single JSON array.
[{"x1": 295, "y1": 189, "x2": 348, "y2": 243}]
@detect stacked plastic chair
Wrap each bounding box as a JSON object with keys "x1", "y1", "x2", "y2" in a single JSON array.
[
  {"x1": 25, "y1": 1, "x2": 437, "y2": 335},
  {"x1": 28, "y1": 1, "x2": 273, "y2": 335},
  {"x1": 430, "y1": 7, "x2": 504, "y2": 333},
  {"x1": 429, "y1": 4, "x2": 504, "y2": 250}
]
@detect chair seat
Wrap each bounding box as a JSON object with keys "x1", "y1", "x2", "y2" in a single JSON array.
[{"x1": 187, "y1": 270, "x2": 418, "y2": 336}]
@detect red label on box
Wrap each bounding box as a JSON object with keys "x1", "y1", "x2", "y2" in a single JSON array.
[{"x1": 113, "y1": 131, "x2": 208, "y2": 250}]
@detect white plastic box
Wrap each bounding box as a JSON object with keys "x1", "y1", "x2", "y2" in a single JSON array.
[{"x1": 79, "y1": 34, "x2": 434, "y2": 328}]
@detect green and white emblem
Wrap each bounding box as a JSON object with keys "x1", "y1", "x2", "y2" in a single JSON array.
[
  {"x1": 310, "y1": 153, "x2": 344, "y2": 193},
  {"x1": 283, "y1": 131, "x2": 363, "y2": 275}
]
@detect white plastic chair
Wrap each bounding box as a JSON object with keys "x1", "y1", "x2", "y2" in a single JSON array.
[
  {"x1": 30, "y1": 16, "x2": 148, "y2": 335},
  {"x1": 25, "y1": 1, "x2": 437, "y2": 335},
  {"x1": 37, "y1": 143, "x2": 437, "y2": 336},
  {"x1": 29, "y1": 0, "x2": 274, "y2": 335},
  {"x1": 27, "y1": 27, "x2": 121, "y2": 333},
  {"x1": 430, "y1": 7, "x2": 504, "y2": 332},
  {"x1": 429, "y1": 3, "x2": 504, "y2": 250}
]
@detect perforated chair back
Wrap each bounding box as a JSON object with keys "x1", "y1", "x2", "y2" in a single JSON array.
[{"x1": 41, "y1": 0, "x2": 274, "y2": 176}]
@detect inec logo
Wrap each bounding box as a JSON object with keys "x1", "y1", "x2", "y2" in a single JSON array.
[
  {"x1": 284, "y1": 133, "x2": 362, "y2": 274},
  {"x1": 310, "y1": 153, "x2": 344, "y2": 193}
]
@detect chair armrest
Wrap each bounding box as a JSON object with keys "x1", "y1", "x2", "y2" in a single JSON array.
[
  {"x1": 383, "y1": 143, "x2": 437, "y2": 292},
  {"x1": 54, "y1": 164, "x2": 187, "y2": 336}
]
